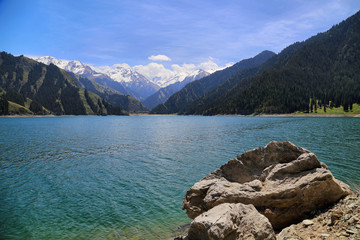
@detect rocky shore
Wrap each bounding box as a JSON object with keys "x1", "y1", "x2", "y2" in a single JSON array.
[
  {"x1": 277, "y1": 193, "x2": 360, "y2": 239},
  {"x1": 175, "y1": 141, "x2": 358, "y2": 240}
]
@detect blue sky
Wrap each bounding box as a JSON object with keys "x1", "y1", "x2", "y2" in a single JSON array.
[{"x1": 1, "y1": 0, "x2": 359, "y2": 67}]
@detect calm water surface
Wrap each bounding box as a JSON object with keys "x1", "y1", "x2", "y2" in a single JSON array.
[{"x1": 1, "y1": 116, "x2": 359, "y2": 239}]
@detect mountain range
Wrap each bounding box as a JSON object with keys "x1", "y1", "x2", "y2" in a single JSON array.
[{"x1": 29, "y1": 56, "x2": 212, "y2": 106}]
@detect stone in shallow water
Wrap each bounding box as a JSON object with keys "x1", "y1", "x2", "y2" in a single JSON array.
[{"x1": 183, "y1": 141, "x2": 351, "y2": 229}]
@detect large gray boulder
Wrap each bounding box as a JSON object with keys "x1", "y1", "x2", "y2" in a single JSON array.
[
  {"x1": 183, "y1": 141, "x2": 351, "y2": 229},
  {"x1": 188, "y1": 203, "x2": 275, "y2": 240}
]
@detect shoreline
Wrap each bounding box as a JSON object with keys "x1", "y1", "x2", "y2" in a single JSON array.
[
  {"x1": 253, "y1": 113, "x2": 360, "y2": 117},
  {"x1": 0, "y1": 114, "x2": 131, "y2": 118},
  {"x1": 1, "y1": 113, "x2": 360, "y2": 118}
]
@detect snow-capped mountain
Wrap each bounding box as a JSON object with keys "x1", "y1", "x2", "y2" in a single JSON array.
[
  {"x1": 30, "y1": 56, "x2": 100, "y2": 77},
  {"x1": 180, "y1": 69, "x2": 210, "y2": 86},
  {"x1": 96, "y1": 64, "x2": 160, "y2": 100},
  {"x1": 29, "y1": 56, "x2": 158, "y2": 100},
  {"x1": 143, "y1": 69, "x2": 209, "y2": 109},
  {"x1": 133, "y1": 60, "x2": 226, "y2": 88}
]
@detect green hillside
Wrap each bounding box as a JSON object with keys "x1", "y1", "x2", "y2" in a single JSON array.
[{"x1": 0, "y1": 52, "x2": 127, "y2": 115}]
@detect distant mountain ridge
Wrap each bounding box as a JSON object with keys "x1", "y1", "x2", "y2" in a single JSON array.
[
  {"x1": 143, "y1": 69, "x2": 209, "y2": 109},
  {"x1": 151, "y1": 50, "x2": 276, "y2": 114}
]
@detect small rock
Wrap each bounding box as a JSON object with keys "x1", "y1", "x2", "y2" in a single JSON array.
[
  {"x1": 348, "y1": 216, "x2": 357, "y2": 224},
  {"x1": 330, "y1": 211, "x2": 343, "y2": 225},
  {"x1": 303, "y1": 219, "x2": 314, "y2": 227},
  {"x1": 320, "y1": 233, "x2": 330, "y2": 238},
  {"x1": 346, "y1": 229, "x2": 357, "y2": 235},
  {"x1": 356, "y1": 224, "x2": 360, "y2": 229},
  {"x1": 348, "y1": 203, "x2": 356, "y2": 209}
]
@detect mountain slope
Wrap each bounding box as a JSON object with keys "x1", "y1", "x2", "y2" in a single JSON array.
[
  {"x1": 69, "y1": 73, "x2": 148, "y2": 113},
  {"x1": 30, "y1": 56, "x2": 131, "y2": 95},
  {"x1": 180, "y1": 34, "x2": 324, "y2": 115},
  {"x1": 143, "y1": 69, "x2": 209, "y2": 109},
  {"x1": 29, "y1": 56, "x2": 148, "y2": 112},
  {"x1": 150, "y1": 50, "x2": 276, "y2": 114},
  {"x1": 185, "y1": 10, "x2": 360, "y2": 115},
  {"x1": 0, "y1": 52, "x2": 127, "y2": 115}
]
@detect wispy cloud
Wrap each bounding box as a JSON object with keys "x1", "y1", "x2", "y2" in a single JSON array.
[{"x1": 240, "y1": 0, "x2": 358, "y2": 52}]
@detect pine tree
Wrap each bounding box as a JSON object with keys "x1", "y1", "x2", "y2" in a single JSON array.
[{"x1": 0, "y1": 97, "x2": 9, "y2": 115}]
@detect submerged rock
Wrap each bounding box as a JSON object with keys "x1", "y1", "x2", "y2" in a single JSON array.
[
  {"x1": 188, "y1": 203, "x2": 275, "y2": 240},
  {"x1": 183, "y1": 141, "x2": 351, "y2": 229}
]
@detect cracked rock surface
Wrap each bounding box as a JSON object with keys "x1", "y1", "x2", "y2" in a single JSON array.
[
  {"x1": 188, "y1": 203, "x2": 275, "y2": 240},
  {"x1": 183, "y1": 141, "x2": 351, "y2": 230}
]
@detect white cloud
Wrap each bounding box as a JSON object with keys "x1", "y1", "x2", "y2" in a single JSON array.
[
  {"x1": 171, "y1": 63, "x2": 196, "y2": 74},
  {"x1": 148, "y1": 54, "x2": 172, "y2": 61},
  {"x1": 198, "y1": 58, "x2": 221, "y2": 73},
  {"x1": 226, "y1": 62, "x2": 235, "y2": 68}
]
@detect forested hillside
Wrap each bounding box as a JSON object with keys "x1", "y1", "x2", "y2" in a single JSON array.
[
  {"x1": 182, "y1": 10, "x2": 360, "y2": 115},
  {"x1": 151, "y1": 50, "x2": 275, "y2": 114},
  {"x1": 0, "y1": 52, "x2": 128, "y2": 115}
]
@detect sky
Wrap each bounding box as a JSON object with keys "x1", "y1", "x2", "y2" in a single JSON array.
[{"x1": 1, "y1": 0, "x2": 360, "y2": 71}]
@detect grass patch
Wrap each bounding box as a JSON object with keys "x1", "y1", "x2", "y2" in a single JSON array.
[
  {"x1": 294, "y1": 103, "x2": 360, "y2": 115},
  {"x1": 8, "y1": 101, "x2": 33, "y2": 115}
]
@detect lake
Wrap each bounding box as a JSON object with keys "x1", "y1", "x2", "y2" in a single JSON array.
[{"x1": 1, "y1": 116, "x2": 359, "y2": 239}]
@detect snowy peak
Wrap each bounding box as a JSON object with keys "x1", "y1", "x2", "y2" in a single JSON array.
[
  {"x1": 29, "y1": 56, "x2": 101, "y2": 77},
  {"x1": 93, "y1": 64, "x2": 160, "y2": 100},
  {"x1": 186, "y1": 69, "x2": 209, "y2": 80},
  {"x1": 96, "y1": 64, "x2": 153, "y2": 85},
  {"x1": 165, "y1": 69, "x2": 210, "y2": 86}
]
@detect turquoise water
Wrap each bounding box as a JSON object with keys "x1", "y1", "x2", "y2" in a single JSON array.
[{"x1": 1, "y1": 116, "x2": 359, "y2": 239}]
